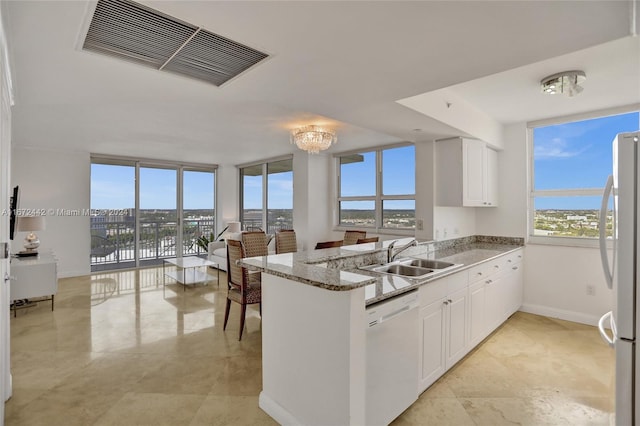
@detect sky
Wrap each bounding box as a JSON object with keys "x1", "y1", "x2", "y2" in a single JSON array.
[
  {"x1": 534, "y1": 111, "x2": 639, "y2": 209},
  {"x1": 91, "y1": 165, "x2": 215, "y2": 210}
]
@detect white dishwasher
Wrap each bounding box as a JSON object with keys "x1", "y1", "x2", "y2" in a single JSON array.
[{"x1": 366, "y1": 290, "x2": 419, "y2": 426}]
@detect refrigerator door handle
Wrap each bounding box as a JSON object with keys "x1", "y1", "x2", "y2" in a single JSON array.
[
  {"x1": 598, "y1": 311, "x2": 616, "y2": 348},
  {"x1": 599, "y1": 175, "x2": 614, "y2": 289}
]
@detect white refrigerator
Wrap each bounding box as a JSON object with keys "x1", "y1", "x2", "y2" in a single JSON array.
[{"x1": 598, "y1": 131, "x2": 640, "y2": 426}]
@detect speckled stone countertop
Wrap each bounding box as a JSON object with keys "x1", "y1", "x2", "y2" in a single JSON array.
[{"x1": 238, "y1": 236, "x2": 524, "y2": 304}]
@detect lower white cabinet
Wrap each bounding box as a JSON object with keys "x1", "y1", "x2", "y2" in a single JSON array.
[
  {"x1": 468, "y1": 279, "x2": 486, "y2": 348},
  {"x1": 418, "y1": 248, "x2": 524, "y2": 394},
  {"x1": 419, "y1": 299, "x2": 446, "y2": 392},
  {"x1": 419, "y1": 273, "x2": 468, "y2": 392}
]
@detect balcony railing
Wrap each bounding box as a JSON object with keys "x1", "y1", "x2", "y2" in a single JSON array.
[{"x1": 91, "y1": 218, "x2": 215, "y2": 271}]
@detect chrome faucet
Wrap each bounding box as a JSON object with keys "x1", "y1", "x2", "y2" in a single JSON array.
[{"x1": 387, "y1": 238, "x2": 418, "y2": 263}]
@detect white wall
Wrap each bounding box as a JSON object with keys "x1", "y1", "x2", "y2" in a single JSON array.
[
  {"x1": 476, "y1": 122, "x2": 528, "y2": 238},
  {"x1": 216, "y1": 164, "x2": 239, "y2": 229},
  {"x1": 293, "y1": 152, "x2": 332, "y2": 250},
  {"x1": 11, "y1": 147, "x2": 90, "y2": 278},
  {"x1": 522, "y1": 244, "x2": 613, "y2": 325},
  {"x1": 415, "y1": 140, "x2": 435, "y2": 240}
]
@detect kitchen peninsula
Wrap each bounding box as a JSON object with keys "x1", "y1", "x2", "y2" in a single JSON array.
[{"x1": 239, "y1": 236, "x2": 524, "y2": 425}]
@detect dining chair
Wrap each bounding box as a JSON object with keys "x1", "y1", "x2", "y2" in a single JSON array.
[
  {"x1": 343, "y1": 230, "x2": 367, "y2": 246},
  {"x1": 275, "y1": 229, "x2": 297, "y2": 254},
  {"x1": 241, "y1": 230, "x2": 269, "y2": 257},
  {"x1": 356, "y1": 237, "x2": 379, "y2": 244},
  {"x1": 224, "y1": 239, "x2": 261, "y2": 341},
  {"x1": 315, "y1": 240, "x2": 344, "y2": 249}
]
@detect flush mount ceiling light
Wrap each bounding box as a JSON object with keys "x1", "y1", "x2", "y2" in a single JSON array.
[
  {"x1": 290, "y1": 125, "x2": 337, "y2": 154},
  {"x1": 540, "y1": 70, "x2": 586, "y2": 97}
]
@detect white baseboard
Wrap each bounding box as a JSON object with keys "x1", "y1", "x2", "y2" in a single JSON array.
[
  {"x1": 259, "y1": 391, "x2": 302, "y2": 426},
  {"x1": 519, "y1": 303, "x2": 602, "y2": 327}
]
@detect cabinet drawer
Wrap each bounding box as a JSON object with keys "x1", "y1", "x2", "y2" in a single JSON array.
[
  {"x1": 419, "y1": 278, "x2": 448, "y2": 307},
  {"x1": 467, "y1": 262, "x2": 493, "y2": 284},
  {"x1": 503, "y1": 249, "x2": 524, "y2": 267}
]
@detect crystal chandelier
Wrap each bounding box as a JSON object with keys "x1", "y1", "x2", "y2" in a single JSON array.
[
  {"x1": 290, "y1": 125, "x2": 337, "y2": 154},
  {"x1": 540, "y1": 70, "x2": 586, "y2": 97}
]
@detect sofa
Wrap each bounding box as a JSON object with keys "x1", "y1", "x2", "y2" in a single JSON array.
[{"x1": 208, "y1": 241, "x2": 228, "y2": 271}]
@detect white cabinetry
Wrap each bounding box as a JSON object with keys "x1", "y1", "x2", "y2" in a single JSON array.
[
  {"x1": 467, "y1": 249, "x2": 524, "y2": 347},
  {"x1": 418, "y1": 272, "x2": 467, "y2": 392},
  {"x1": 436, "y1": 137, "x2": 498, "y2": 207},
  {"x1": 417, "y1": 248, "x2": 524, "y2": 395}
]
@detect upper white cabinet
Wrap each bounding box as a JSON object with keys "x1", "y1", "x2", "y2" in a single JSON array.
[{"x1": 436, "y1": 137, "x2": 498, "y2": 207}]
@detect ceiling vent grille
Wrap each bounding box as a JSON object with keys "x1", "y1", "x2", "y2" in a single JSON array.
[{"x1": 83, "y1": 0, "x2": 269, "y2": 86}]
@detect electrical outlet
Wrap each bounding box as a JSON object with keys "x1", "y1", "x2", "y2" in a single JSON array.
[
  {"x1": 453, "y1": 227, "x2": 459, "y2": 235},
  {"x1": 443, "y1": 228, "x2": 448, "y2": 238},
  {"x1": 586, "y1": 285, "x2": 595, "y2": 296},
  {"x1": 417, "y1": 219, "x2": 424, "y2": 231}
]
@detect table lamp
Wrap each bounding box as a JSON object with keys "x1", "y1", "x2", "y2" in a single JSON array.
[
  {"x1": 17, "y1": 215, "x2": 45, "y2": 254},
  {"x1": 227, "y1": 221, "x2": 241, "y2": 233}
]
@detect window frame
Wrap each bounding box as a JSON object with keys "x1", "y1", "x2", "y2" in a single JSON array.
[
  {"x1": 335, "y1": 142, "x2": 415, "y2": 234},
  {"x1": 238, "y1": 155, "x2": 293, "y2": 234},
  {"x1": 90, "y1": 155, "x2": 217, "y2": 269},
  {"x1": 527, "y1": 106, "x2": 639, "y2": 248}
]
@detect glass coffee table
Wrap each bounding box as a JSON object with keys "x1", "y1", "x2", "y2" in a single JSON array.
[{"x1": 163, "y1": 257, "x2": 219, "y2": 291}]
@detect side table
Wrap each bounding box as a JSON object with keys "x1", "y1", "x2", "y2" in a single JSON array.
[{"x1": 10, "y1": 252, "x2": 58, "y2": 317}]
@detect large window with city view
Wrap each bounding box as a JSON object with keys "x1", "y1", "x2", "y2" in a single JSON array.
[
  {"x1": 531, "y1": 111, "x2": 639, "y2": 242},
  {"x1": 239, "y1": 157, "x2": 293, "y2": 234},
  {"x1": 90, "y1": 158, "x2": 216, "y2": 271},
  {"x1": 337, "y1": 144, "x2": 415, "y2": 230}
]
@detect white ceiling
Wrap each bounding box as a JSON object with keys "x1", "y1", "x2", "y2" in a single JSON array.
[{"x1": 4, "y1": 0, "x2": 639, "y2": 166}]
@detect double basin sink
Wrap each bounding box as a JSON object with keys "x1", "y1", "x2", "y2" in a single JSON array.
[{"x1": 360, "y1": 258, "x2": 462, "y2": 280}]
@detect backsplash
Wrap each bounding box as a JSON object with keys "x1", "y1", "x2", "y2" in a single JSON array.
[{"x1": 433, "y1": 235, "x2": 524, "y2": 251}]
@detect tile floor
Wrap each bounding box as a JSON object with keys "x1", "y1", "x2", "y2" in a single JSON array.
[{"x1": 5, "y1": 267, "x2": 614, "y2": 425}]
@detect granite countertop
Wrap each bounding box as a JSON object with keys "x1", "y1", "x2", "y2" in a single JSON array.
[
  {"x1": 238, "y1": 236, "x2": 524, "y2": 303},
  {"x1": 361, "y1": 242, "x2": 523, "y2": 305}
]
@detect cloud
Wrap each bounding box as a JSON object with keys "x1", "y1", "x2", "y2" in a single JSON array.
[{"x1": 535, "y1": 137, "x2": 589, "y2": 159}]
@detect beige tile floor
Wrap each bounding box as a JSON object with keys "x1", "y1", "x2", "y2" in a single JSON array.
[{"x1": 5, "y1": 267, "x2": 614, "y2": 425}]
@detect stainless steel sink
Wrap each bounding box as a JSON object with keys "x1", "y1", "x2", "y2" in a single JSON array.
[
  {"x1": 359, "y1": 257, "x2": 463, "y2": 281},
  {"x1": 374, "y1": 264, "x2": 434, "y2": 277},
  {"x1": 399, "y1": 259, "x2": 455, "y2": 269}
]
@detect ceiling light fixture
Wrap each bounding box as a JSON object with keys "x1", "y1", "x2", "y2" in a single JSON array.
[
  {"x1": 290, "y1": 125, "x2": 337, "y2": 154},
  {"x1": 540, "y1": 70, "x2": 586, "y2": 97}
]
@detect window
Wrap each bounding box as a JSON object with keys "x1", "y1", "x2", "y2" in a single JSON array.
[
  {"x1": 90, "y1": 157, "x2": 216, "y2": 271},
  {"x1": 337, "y1": 144, "x2": 415, "y2": 230},
  {"x1": 239, "y1": 157, "x2": 293, "y2": 234},
  {"x1": 530, "y1": 111, "x2": 639, "y2": 244}
]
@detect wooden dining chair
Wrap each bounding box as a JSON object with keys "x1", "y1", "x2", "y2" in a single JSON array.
[
  {"x1": 224, "y1": 239, "x2": 261, "y2": 341},
  {"x1": 315, "y1": 240, "x2": 344, "y2": 250},
  {"x1": 356, "y1": 237, "x2": 379, "y2": 244},
  {"x1": 343, "y1": 230, "x2": 367, "y2": 246},
  {"x1": 275, "y1": 229, "x2": 297, "y2": 254}
]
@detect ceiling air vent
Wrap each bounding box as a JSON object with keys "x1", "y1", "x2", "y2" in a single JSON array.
[{"x1": 83, "y1": 0, "x2": 269, "y2": 86}]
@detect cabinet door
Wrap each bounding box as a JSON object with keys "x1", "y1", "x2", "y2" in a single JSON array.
[
  {"x1": 484, "y1": 147, "x2": 498, "y2": 207},
  {"x1": 419, "y1": 300, "x2": 446, "y2": 392},
  {"x1": 462, "y1": 139, "x2": 485, "y2": 206},
  {"x1": 505, "y1": 262, "x2": 524, "y2": 317},
  {"x1": 485, "y1": 275, "x2": 506, "y2": 331},
  {"x1": 446, "y1": 287, "x2": 468, "y2": 369},
  {"x1": 468, "y1": 280, "x2": 486, "y2": 348}
]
